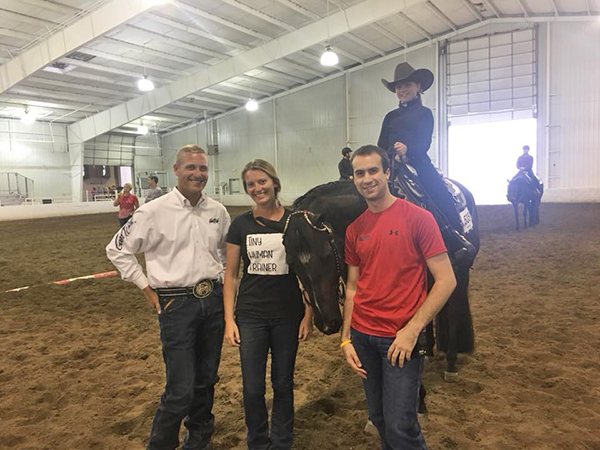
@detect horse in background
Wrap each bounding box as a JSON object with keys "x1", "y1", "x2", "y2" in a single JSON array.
[{"x1": 507, "y1": 171, "x2": 543, "y2": 230}]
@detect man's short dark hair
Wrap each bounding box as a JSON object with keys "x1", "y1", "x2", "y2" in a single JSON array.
[
  {"x1": 148, "y1": 175, "x2": 159, "y2": 184},
  {"x1": 523, "y1": 145, "x2": 530, "y2": 151},
  {"x1": 342, "y1": 147, "x2": 352, "y2": 156},
  {"x1": 351, "y1": 145, "x2": 390, "y2": 173}
]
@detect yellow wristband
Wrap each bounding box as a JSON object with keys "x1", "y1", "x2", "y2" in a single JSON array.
[{"x1": 340, "y1": 339, "x2": 352, "y2": 349}]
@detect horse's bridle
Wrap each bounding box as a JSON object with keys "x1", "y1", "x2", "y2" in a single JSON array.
[{"x1": 283, "y1": 210, "x2": 346, "y2": 305}]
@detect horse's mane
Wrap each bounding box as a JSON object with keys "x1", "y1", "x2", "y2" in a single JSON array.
[{"x1": 292, "y1": 181, "x2": 350, "y2": 209}]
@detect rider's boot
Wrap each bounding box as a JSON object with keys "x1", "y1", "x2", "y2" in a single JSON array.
[{"x1": 443, "y1": 227, "x2": 477, "y2": 267}]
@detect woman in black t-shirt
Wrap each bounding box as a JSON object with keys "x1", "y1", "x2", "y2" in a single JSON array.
[{"x1": 224, "y1": 159, "x2": 313, "y2": 450}]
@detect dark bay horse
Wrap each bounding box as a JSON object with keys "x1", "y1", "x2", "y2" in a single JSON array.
[
  {"x1": 262, "y1": 171, "x2": 479, "y2": 381},
  {"x1": 507, "y1": 171, "x2": 543, "y2": 230}
]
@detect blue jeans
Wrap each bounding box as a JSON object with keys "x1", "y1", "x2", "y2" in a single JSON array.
[
  {"x1": 351, "y1": 328, "x2": 427, "y2": 450},
  {"x1": 147, "y1": 287, "x2": 225, "y2": 450},
  {"x1": 237, "y1": 316, "x2": 301, "y2": 450}
]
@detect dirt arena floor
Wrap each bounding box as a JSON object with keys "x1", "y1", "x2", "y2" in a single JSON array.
[{"x1": 1, "y1": 203, "x2": 599, "y2": 450}]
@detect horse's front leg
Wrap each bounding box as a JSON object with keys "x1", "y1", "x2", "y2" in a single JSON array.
[
  {"x1": 523, "y1": 201, "x2": 529, "y2": 229},
  {"x1": 444, "y1": 320, "x2": 459, "y2": 382},
  {"x1": 513, "y1": 202, "x2": 520, "y2": 230}
]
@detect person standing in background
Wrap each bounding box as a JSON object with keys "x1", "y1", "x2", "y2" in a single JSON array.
[
  {"x1": 146, "y1": 175, "x2": 164, "y2": 203},
  {"x1": 113, "y1": 182, "x2": 139, "y2": 227}
]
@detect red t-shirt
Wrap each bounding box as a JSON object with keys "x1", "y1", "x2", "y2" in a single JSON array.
[
  {"x1": 345, "y1": 199, "x2": 447, "y2": 337},
  {"x1": 118, "y1": 194, "x2": 138, "y2": 219}
]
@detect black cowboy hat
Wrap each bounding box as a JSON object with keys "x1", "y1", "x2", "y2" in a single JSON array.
[{"x1": 381, "y1": 62, "x2": 434, "y2": 93}]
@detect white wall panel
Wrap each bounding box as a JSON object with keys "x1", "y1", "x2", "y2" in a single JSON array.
[
  {"x1": 545, "y1": 22, "x2": 600, "y2": 195},
  {"x1": 218, "y1": 105, "x2": 276, "y2": 203},
  {"x1": 0, "y1": 120, "x2": 71, "y2": 198},
  {"x1": 349, "y1": 46, "x2": 439, "y2": 166},
  {"x1": 276, "y1": 78, "x2": 346, "y2": 199}
]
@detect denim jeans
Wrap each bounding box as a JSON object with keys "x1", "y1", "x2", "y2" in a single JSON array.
[
  {"x1": 147, "y1": 286, "x2": 225, "y2": 450},
  {"x1": 351, "y1": 328, "x2": 427, "y2": 450},
  {"x1": 236, "y1": 316, "x2": 301, "y2": 450}
]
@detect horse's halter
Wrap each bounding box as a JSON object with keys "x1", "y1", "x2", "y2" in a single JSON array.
[{"x1": 283, "y1": 210, "x2": 346, "y2": 305}]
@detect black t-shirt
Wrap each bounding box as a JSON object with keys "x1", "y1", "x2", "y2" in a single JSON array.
[{"x1": 226, "y1": 209, "x2": 304, "y2": 320}]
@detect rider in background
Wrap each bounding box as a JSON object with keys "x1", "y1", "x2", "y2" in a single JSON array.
[
  {"x1": 516, "y1": 145, "x2": 541, "y2": 192},
  {"x1": 338, "y1": 147, "x2": 354, "y2": 180},
  {"x1": 378, "y1": 62, "x2": 474, "y2": 265}
]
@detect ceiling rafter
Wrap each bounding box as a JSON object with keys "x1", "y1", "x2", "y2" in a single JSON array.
[
  {"x1": 426, "y1": 1, "x2": 458, "y2": 31},
  {"x1": 125, "y1": 23, "x2": 229, "y2": 59},
  {"x1": 396, "y1": 12, "x2": 433, "y2": 40},
  {"x1": 460, "y1": 0, "x2": 485, "y2": 21},
  {"x1": 173, "y1": 0, "x2": 272, "y2": 41},
  {"x1": 172, "y1": 100, "x2": 225, "y2": 113},
  {"x1": 481, "y1": 0, "x2": 501, "y2": 18},
  {"x1": 27, "y1": 77, "x2": 134, "y2": 100},
  {"x1": 9, "y1": 86, "x2": 117, "y2": 106},
  {"x1": 0, "y1": 27, "x2": 38, "y2": 42},
  {"x1": 220, "y1": 0, "x2": 295, "y2": 32},
  {"x1": 279, "y1": 59, "x2": 326, "y2": 77},
  {"x1": 0, "y1": 8, "x2": 59, "y2": 28},
  {"x1": 370, "y1": 23, "x2": 408, "y2": 48},
  {"x1": 273, "y1": 0, "x2": 320, "y2": 20},
  {"x1": 17, "y1": 0, "x2": 77, "y2": 15},
  {"x1": 237, "y1": 74, "x2": 290, "y2": 91},
  {"x1": 219, "y1": 81, "x2": 274, "y2": 97},
  {"x1": 345, "y1": 33, "x2": 386, "y2": 56},
  {"x1": 547, "y1": 0, "x2": 559, "y2": 16},
  {"x1": 584, "y1": 0, "x2": 591, "y2": 15},
  {"x1": 256, "y1": 67, "x2": 308, "y2": 84},
  {"x1": 0, "y1": 95, "x2": 96, "y2": 113},
  {"x1": 100, "y1": 37, "x2": 207, "y2": 67},
  {"x1": 202, "y1": 88, "x2": 249, "y2": 101},
  {"x1": 58, "y1": 59, "x2": 174, "y2": 84},
  {"x1": 188, "y1": 95, "x2": 240, "y2": 108},
  {"x1": 514, "y1": 0, "x2": 530, "y2": 17},
  {"x1": 329, "y1": 46, "x2": 365, "y2": 64},
  {"x1": 80, "y1": 49, "x2": 193, "y2": 76},
  {"x1": 147, "y1": 13, "x2": 250, "y2": 51}
]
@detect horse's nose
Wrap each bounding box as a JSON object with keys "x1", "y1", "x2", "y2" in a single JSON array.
[{"x1": 321, "y1": 319, "x2": 342, "y2": 335}]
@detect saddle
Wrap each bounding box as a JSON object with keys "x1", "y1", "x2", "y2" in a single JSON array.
[{"x1": 390, "y1": 162, "x2": 474, "y2": 235}]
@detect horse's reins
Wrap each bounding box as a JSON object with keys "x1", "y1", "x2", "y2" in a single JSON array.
[{"x1": 284, "y1": 210, "x2": 346, "y2": 305}]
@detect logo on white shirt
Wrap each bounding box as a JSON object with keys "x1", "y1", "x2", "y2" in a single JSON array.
[
  {"x1": 115, "y1": 218, "x2": 136, "y2": 250},
  {"x1": 209, "y1": 217, "x2": 219, "y2": 224},
  {"x1": 246, "y1": 233, "x2": 289, "y2": 275}
]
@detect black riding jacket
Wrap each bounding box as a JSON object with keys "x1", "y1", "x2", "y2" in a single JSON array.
[{"x1": 377, "y1": 97, "x2": 434, "y2": 163}]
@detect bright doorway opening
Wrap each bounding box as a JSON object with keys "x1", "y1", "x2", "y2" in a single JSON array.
[{"x1": 448, "y1": 118, "x2": 537, "y2": 205}]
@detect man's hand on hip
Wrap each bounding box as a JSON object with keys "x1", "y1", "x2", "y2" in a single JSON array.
[{"x1": 142, "y1": 286, "x2": 161, "y2": 314}]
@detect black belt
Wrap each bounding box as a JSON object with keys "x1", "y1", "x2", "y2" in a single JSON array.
[{"x1": 155, "y1": 279, "x2": 217, "y2": 299}]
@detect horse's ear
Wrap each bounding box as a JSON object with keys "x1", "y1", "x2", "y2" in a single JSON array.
[{"x1": 255, "y1": 216, "x2": 285, "y2": 233}]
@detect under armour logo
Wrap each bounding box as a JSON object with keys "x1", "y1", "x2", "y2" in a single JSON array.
[
  {"x1": 209, "y1": 218, "x2": 219, "y2": 224},
  {"x1": 389, "y1": 230, "x2": 398, "y2": 236}
]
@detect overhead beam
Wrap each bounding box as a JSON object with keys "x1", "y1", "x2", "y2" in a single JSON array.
[
  {"x1": 397, "y1": 12, "x2": 433, "y2": 40},
  {"x1": 219, "y1": 81, "x2": 274, "y2": 97},
  {"x1": 220, "y1": 0, "x2": 296, "y2": 32},
  {"x1": 58, "y1": 58, "x2": 174, "y2": 84},
  {"x1": 584, "y1": 0, "x2": 591, "y2": 15},
  {"x1": 81, "y1": 49, "x2": 193, "y2": 76},
  {"x1": 515, "y1": 0, "x2": 530, "y2": 17},
  {"x1": 172, "y1": 0, "x2": 272, "y2": 41},
  {"x1": 0, "y1": 0, "x2": 166, "y2": 94},
  {"x1": 345, "y1": 33, "x2": 386, "y2": 56},
  {"x1": 101, "y1": 36, "x2": 203, "y2": 67},
  {"x1": 256, "y1": 67, "x2": 307, "y2": 85},
  {"x1": 274, "y1": 0, "x2": 320, "y2": 20},
  {"x1": 280, "y1": 59, "x2": 326, "y2": 77},
  {"x1": 425, "y1": 1, "x2": 458, "y2": 31},
  {"x1": 237, "y1": 74, "x2": 290, "y2": 91},
  {"x1": 69, "y1": 0, "x2": 428, "y2": 142},
  {"x1": 370, "y1": 23, "x2": 408, "y2": 48},
  {"x1": 189, "y1": 95, "x2": 240, "y2": 108},
  {"x1": 481, "y1": 0, "x2": 501, "y2": 18},
  {"x1": 460, "y1": 0, "x2": 485, "y2": 21},
  {"x1": 548, "y1": 0, "x2": 560, "y2": 16}
]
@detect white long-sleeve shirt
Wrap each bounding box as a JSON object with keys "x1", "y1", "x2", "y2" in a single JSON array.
[{"x1": 106, "y1": 188, "x2": 230, "y2": 290}]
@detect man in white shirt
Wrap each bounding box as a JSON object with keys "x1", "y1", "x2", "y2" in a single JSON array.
[
  {"x1": 145, "y1": 175, "x2": 164, "y2": 203},
  {"x1": 107, "y1": 144, "x2": 230, "y2": 450}
]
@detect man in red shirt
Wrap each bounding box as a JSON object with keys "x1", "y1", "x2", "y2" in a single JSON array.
[{"x1": 341, "y1": 145, "x2": 457, "y2": 449}]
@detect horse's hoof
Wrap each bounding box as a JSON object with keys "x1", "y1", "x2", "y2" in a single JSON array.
[
  {"x1": 444, "y1": 370, "x2": 459, "y2": 382},
  {"x1": 364, "y1": 420, "x2": 378, "y2": 436}
]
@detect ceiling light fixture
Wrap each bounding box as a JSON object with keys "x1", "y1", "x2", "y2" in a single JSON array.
[
  {"x1": 245, "y1": 99, "x2": 258, "y2": 111},
  {"x1": 20, "y1": 108, "x2": 36, "y2": 124},
  {"x1": 320, "y1": 0, "x2": 339, "y2": 67},
  {"x1": 137, "y1": 124, "x2": 149, "y2": 135},
  {"x1": 137, "y1": 75, "x2": 154, "y2": 92}
]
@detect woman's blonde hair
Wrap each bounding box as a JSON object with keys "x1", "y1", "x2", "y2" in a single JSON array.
[
  {"x1": 241, "y1": 159, "x2": 281, "y2": 197},
  {"x1": 123, "y1": 182, "x2": 133, "y2": 190}
]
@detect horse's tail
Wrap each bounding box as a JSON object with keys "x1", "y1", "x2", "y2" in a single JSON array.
[{"x1": 436, "y1": 266, "x2": 475, "y2": 354}]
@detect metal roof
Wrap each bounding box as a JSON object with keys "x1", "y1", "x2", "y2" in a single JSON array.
[{"x1": 0, "y1": 0, "x2": 598, "y2": 136}]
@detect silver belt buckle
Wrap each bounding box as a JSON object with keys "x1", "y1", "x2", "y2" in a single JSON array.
[{"x1": 193, "y1": 280, "x2": 213, "y2": 299}]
